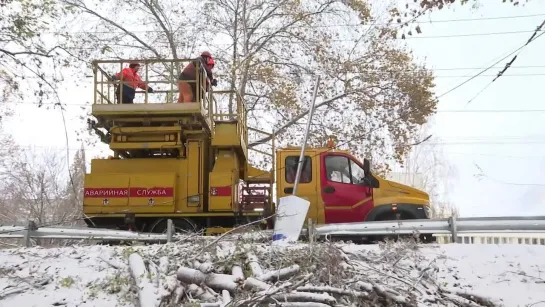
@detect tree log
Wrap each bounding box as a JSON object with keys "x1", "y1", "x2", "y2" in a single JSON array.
[
  {"x1": 231, "y1": 264, "x2": 245, "y2": 281},
  {"x1": 266, "y1": 292, "x2": 336, "y2": 305},
  {"x1": 177, "y1": 267, "x2": 238, "y2": 292},
  {"x1": 296, "y1": 285, "x2": 367, "y2": 297},
  {"x1": 243, "y1": 277, "x2": 274, "y2": 291},
  {"x1": 128, "y1": 253, "x2": 159, "y2": 307},
  {"x1": 259, "y1": 265, "x2": 300, "y2": 282},
  {"x1": 246, "y1": 252, "x2": 263, "y2": 277}
]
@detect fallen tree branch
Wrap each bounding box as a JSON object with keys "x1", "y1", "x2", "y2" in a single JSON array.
[
  {"x1": 98, "y1": 255, "x2": 127, "y2": 270},
  {"x1": 265, "y1": 292, "x2": 336, "y2": 305},
  {"x1": 176, "y1": 267, "x2": 238, "y2": 292},
  {"x1": 128, "y1": 253, "x2": 160, "y2": 307},
  {"x1": 258, "y1": 264, "x2": 300, "y2": 282},
  {"x1": 243, "y1": 277, "x2": 274, "y2": 291},
  {"x1": 246, "y1": 252, "x2": 264, "y2": 278},
  {"x1": 296, "y1": 285, "x2": 367, "y2": 298},
  {"x1": 0, "y1": 286, "x2": 29, "y2": 299},
  {"x1": 265, "y1": 303, "x2": 331, "y2": 307},
  {"x1": 231, "y1": 264, "x2": 245, "y2": 281},
  {"x1": 187, "y1": 284, "x2": 216, "y2": 302}
]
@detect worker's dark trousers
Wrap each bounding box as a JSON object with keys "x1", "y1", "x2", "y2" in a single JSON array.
[{"x1": 115, "y1": 85, "x2": 136, "y2": 104}]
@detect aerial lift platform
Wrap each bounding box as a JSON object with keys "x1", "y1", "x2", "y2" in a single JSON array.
[{"x1": 84, "y1": 59, "x2": 275, "y2": 234}]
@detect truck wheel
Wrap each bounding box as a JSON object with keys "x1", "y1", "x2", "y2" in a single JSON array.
[
  {"x1": 149, "y1": 218, "x2": 197, "y2": 235},
  {"x1": 420, "y1": 234, "x2": 436, "y2": 243}
]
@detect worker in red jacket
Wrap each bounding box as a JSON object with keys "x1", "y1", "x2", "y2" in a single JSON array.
[
  {"x1": 114, "y1": 62, "x2": 153, "y2": 104},
  {"x1": 178, "y1": 51, "x2": 217, "y2": 103}
]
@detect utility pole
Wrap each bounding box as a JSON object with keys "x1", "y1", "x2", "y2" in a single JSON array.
[{"x1": 293, "y1": 76, "x2": 320, "y2": 196}]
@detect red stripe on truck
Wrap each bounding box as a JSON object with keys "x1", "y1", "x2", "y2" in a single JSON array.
[
  {"x1": 84, "y1": 188, "x2": 128, "y2": 198},
  {"x1": 84, "y1": 187, "x2": 174, "y2": 198},
  {"x1": 129, "y1": 187, "x2": 174, "y2": 197},
  {"x1": 210, "y1": 186, "x2": 231, "y2": 197}
]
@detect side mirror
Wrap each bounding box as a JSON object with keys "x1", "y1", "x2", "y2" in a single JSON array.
[
  {"x1": 363, "y1": 158, "x2": 371, "y2": 174},
  {"x1": 363, "y1": 158, "x2": 380, "y2": 189}
]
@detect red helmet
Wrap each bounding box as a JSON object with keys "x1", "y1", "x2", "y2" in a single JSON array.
[
  {"x1": 201, "y1": 51, "x2": 215, "y2": 68},
  {"x1": 128, "y1": 61, "x2": 141, "y2": 69}
]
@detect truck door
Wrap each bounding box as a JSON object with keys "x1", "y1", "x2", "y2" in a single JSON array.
[
  {"x1": 276, "y1": 151, "x2": 319, "y2": 222},
  {"x1": 319, "y1": 152, "x2": 374, "y2": 223}
]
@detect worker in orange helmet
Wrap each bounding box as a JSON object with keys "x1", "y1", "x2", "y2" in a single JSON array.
[
  {"x1": 113, "y1": 62, "x2": 153, "y2": 104},
  {"x1": 177, "y1": 51, "x2": 217, "y2": 103}
]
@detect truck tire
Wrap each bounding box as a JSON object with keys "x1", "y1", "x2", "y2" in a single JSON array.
[{"x1": 149, "y1": 218, "x2": 197, "y2": 234}]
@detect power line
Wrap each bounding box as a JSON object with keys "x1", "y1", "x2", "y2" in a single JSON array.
[
  {"x1": 440, "y1": 135, "x2": 545, "y2": 139},
  {"x1": 4, "y1": 29, "x2": 537, "y2": 44},
  {"x1": 14, "y1": 68, "x2": 545, "y2": 80},
  {"x1": 483, "y1": 176, "x2": 545, "y2": 187},
  {"x1": 444, "y1": 151, "x2": 545, "y2": 159},
  {"x1": 22, "y1": 13, "x2": 545, "y2": 35},
  {"x1": 423, "y1": 142, "x2": 545, "y2": 145},
  {"x1": 437, "y1": 30, "x2": 545, "y2": 98},
  {"x1": 12, "y1": 138, "x2": 545, "y2": 152},
  {"x1": 391, "y1": 30, "x2": 541, "y2": 39},
  {"x1": 428, "y1": 65, "x2": 545, "y2": 71},
  {"x1": 466, "y1": 19, "x2": 545, "y2": 104},
  {"x1": 38, "y1": 29, "x2": 541, "y2": 45},
  {"x1": 8, "y1": 101, "x2": 545, "y2": 114},
  {"x1": 436, "y1": 109, "x2": 545, "y2": 113}
]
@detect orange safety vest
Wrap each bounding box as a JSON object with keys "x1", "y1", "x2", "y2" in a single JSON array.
[{"x1": 116, "y1": 68, "x2": 148, "y2": 90}]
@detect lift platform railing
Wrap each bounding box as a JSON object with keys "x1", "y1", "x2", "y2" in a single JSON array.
[
  {"x1": 248, "y1": 127, "x2": 275, "y2": 176},
  {"x1": 210, "y1": 90, "x2": 248, "y2": 143},
  {"x1": 91, "y1": 59, "x2": 213, "y2": 119},
  {"x1": 245, "y1": 127, "x2": 276, "y2": 213}
]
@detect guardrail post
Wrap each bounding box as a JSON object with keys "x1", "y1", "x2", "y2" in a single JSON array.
[
  {"x1": 307, "y1": 218, "x2": 314, "y2": 244},
  {"x1": 448, "y1": 216, "x2": 458, "y2": 243},
  {"x1": 24, "y1": 221, "x2": 37, "y2": 247},
  {"x1": 167, "y1": 219, "x2": 173, "y2": 243}
]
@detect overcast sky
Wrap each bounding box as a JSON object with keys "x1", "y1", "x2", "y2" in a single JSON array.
[{"x1": 3, "y1": 1, "x2": 545, "y2": 218}]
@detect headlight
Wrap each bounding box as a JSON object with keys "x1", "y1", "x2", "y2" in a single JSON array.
[{"x1": 424, "y1": 205, "x2": 431, "y2": 218}]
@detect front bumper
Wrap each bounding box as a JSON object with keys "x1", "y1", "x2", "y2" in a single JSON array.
[{"x1": 364, "y1": 203, "x2": 430, "y2": 221}]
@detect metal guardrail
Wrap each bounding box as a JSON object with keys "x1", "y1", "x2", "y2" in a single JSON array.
[
  {"x1": 311, "y1": 216, "x2": 545, "y2": 243},
  {"x1": 2, "y1": 216, "x2": 545, "y2": 247},
  {"x1": 435, "y1": 233, "x2": 545, "y2": 245},
  {"x1": 0, "y1": 220, "x2": 174, "y2": 247}
]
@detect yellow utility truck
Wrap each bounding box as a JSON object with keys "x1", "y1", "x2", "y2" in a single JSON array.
[{"x1": 83, "y1": 59, "x2": 431, "y2": 237}]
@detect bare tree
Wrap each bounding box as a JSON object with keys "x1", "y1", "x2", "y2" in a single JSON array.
[
  {"x1": 0, "y1": 143, "x2": 87, "y2": 228},
  {"x1": 0, "y1": 138, "x2": 90, "y2": 245},
  {"x1": 0, "y1": 133, "x2": 21, "y2": 223},
  {"x1": 62, "y1": 145, "x2": 87, "y2": 226},
  {"x1": 0, "y1": 0, "x2": 79, "y2": 107},
  {"x1": 389, "y1": 123, "x2": 459, "y2": 218}
]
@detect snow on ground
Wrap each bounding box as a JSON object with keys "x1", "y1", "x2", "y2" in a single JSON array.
[
  {"x1": 0, "y1": 238, "x2": 544, "y2": 307},
  {"x1": 343, "y1": 244, "x2": 545, "y2": 307}
]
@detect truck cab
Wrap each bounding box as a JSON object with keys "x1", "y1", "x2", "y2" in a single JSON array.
[{"x1": 276, "y1": 148, "x2": 431, "y2": 225}]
